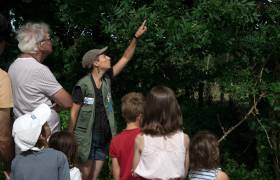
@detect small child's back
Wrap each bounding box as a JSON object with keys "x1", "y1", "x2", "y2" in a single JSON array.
[
  {"x1": 110, "y1": 128, "x2": 141, "y2": 179},
  {"x1": 11, "y1": 148, "x2": 70, "y2": 180}
]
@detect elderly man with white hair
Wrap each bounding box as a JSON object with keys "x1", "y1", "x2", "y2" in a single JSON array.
[{"x1": 8, "y1": 22, "x2": 72, "y2": 134}]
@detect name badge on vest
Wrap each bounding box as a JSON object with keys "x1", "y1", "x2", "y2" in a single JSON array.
[{"x1": 84, "y1": 97, "x2": 94, "y2": 105}]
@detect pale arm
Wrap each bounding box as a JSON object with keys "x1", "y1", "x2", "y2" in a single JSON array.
[
  {"x1": 184, "y1": 134, "x2": 190, "y2": 176},
  {"x1": 4, "y1": 170, "x2": 10, "y2": 180},
  {"x1": 112, "y1": 20, "x2": 147, "y2": 77},
  {"x1": 111, "y1": 158, "x2": 120, "y2": 180},
  {"x1": 132, "y1": 134, "x2": 144, "y2": 174},
  {"x1": 52, "y1": 88, "x2": 73, "y2": 109},
  {"x1": 216, "y1": 170, "x2": 229, "y2": 180},
  {"x1": 68, "y1": 103, "x2": 81, "y2": 133}
]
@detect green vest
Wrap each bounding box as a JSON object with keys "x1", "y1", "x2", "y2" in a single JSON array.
[{"x1": 74, "y1": 73, "x2": 116, "y2": 162}]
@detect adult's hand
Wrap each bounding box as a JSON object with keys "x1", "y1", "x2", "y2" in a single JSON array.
[
  {"x1": 134, "y1": 20, "x2": 147, "y2": 39},
  {"x1": 68, "y1": 103, "x2": 81, "y2": 133}
]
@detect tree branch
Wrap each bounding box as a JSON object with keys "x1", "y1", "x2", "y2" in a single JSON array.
[
  {"x1": 256, "y1": 118, "x2": 273, "y2": 149},
  {"x1": 217, "y1": 114, "x2": 226, "y2": 134},
  {"x1": 218, "y1": 93, "x2": 266, "y2": 143}
]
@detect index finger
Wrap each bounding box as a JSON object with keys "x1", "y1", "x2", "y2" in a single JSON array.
[{"x1": 141, "y1": 19, "x2": 147, "y2": 27}]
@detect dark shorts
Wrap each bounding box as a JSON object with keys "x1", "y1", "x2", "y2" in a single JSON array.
[{"x1": 88, "y1": 133, "x2": 108, "y2": 161}]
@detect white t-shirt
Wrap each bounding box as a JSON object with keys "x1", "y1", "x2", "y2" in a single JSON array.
[
  {"x1": 8, "y1": 57, "x2": 62, "y2": 133},
  {"x1": 70, "y1": 167, "x2": 82, "y2": 180},
  {"x1": 135, "y1": 131, "x2": 186, "y2": 179}
]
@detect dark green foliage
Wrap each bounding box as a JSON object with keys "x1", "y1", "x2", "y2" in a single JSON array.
[{"x1": 0, "y1": 0, "x2": 279, "y2": 179}]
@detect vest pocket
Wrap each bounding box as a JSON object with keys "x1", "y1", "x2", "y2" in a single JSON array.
[{"x1": 76, "y1": 106, "x2": 92, "y2": 131}]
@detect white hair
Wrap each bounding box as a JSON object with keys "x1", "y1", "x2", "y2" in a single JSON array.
[{"x1": 16, "y1": 22, "x2": 49, "y2": 53}]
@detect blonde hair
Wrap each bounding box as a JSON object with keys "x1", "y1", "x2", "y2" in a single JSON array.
[{"x1": 16, "y1": 22, "x2": 49, "y2": 53}]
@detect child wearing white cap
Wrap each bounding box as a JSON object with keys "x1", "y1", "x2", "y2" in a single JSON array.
[{"x1": 11, "y1": 103, "x2": 70, "y2": 180}]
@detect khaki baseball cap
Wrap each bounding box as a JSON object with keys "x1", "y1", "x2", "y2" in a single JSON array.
[{"x1": 82, "y1": 46, "x2": 108, "y2": 68}]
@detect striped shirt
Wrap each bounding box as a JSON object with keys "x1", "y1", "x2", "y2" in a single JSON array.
[{"x1": 189, "y1": 168, "x2": 221, "y2": 180}]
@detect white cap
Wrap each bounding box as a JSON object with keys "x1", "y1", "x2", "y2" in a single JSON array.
[{"x1": 12, "y1": 103, "x2": 51, "y2": 151}]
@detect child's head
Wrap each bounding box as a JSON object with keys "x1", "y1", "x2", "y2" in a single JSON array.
[
  {"x1": 190, "y1": 131, "x2": 220, "y2": 170},
  {"x1": 141, "y1": 86, "x2": 183, "y2": 136},
  {"x1": 49, "y1": 131, "x2": 78, "y2": 167},
  {"x1": 12, "y1": 103, "x2": 51, "y2": 151},
  {"x1": 121, "y1": 92, "x2": 145, "y2": 123}
]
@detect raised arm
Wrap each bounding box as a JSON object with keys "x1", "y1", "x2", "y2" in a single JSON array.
[{"x1": 112, "y1": 20, "x2": 147, "y2": 77}]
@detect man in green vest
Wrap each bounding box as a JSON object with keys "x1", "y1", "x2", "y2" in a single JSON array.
[{"x1": 68, "y1": 20, "x2": 147, "y2": 180}]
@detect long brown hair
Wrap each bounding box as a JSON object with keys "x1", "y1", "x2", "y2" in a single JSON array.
[
  {"x1": 49, "y1": 131, "x2": 78, "y2": 168},
  {"x1": 141, "y1": 86, "x2": 183, "y2": 136},
  {"x1": 189, "y1": 131, "x2": 220, "y2": 170}
]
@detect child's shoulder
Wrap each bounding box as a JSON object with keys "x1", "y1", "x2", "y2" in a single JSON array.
[
  {"x1": 43, "y1": 148, "x2": 67, "y2": 157},
  {"x1": 134, "y1": 133, "x2": 144, "y2": 151},
  {"x1": 216, "y1": 170, "x2": 229, "y2": 180},
  {"x1": 43, "y1": 148, "x2": 69, "y2": 163},
  {"x1": 183, "y1": 132, "x2": 190, "y2": 140},
  {"x1": 43, "y1": 147, "x2": 59, "y2": 152},
  {"x1": 183, "y1": 132, "x2": 190, "y2": 148},
  {"x1": 112, "y1": 128, "x2": 141, "y2": 140},
  {"x1": 135, "y1": 132, "x2": 144, "y2": 139},
  {"x1": 135, "y1": 133, "x2": 144, "y2": 144}
]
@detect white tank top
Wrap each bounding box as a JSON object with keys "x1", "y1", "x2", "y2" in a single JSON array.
[{"x1": 135, "y1": 131, "x2": 186, "y2": 179}]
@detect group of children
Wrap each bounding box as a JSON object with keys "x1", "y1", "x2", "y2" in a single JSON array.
[
  {"x1": 9, "y1": 86, "x2": 228, "y2": 180},
  {"x1": 109, "y1": 86, "x2": 228, "y2": 180}
]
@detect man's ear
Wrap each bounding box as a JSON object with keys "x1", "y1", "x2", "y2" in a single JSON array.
[
  {"x1": 92, "y1": 58, "x2": 100, "y2": 67},
  {"x1": 37, "y1": 42, "x2": 43, "y2": 51},
  {"x1": 93, "y1": 60, "x2": 98, "y2": 66}
]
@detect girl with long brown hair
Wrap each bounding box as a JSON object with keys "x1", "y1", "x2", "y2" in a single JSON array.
[{"x1": 133, "y1": 86, "x2": 190, "y2": 179}]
